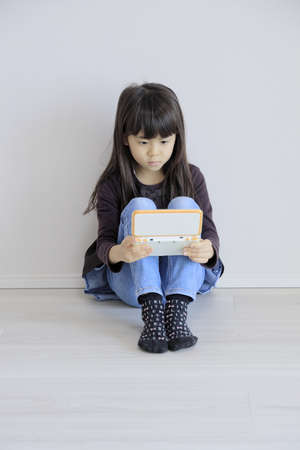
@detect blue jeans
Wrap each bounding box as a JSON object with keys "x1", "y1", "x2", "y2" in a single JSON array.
[{"x1": 106, "y1": 196, "x2": 208, "y2": 308}]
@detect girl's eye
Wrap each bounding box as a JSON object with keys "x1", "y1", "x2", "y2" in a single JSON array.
[{"x1": 138, "y1": 140, "x2": 169, "y2": 144}]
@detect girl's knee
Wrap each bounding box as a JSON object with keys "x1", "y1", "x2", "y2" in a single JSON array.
[
  {"x1": 121, "y1": 197, "x2": 157, "y2": 217},
  {"x1": 168, "y1": 196, "x2": 200, "y2": 209},
  {"x1": 127, "y1": 197, "x2": 156, "y2": 208}
]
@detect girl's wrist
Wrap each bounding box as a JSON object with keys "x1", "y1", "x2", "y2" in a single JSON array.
[{"x1": 108, "y1": 244, "x2": 123, "y2": 264}]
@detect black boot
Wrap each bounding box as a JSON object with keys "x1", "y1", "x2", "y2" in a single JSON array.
[{"x1": 137, "y1": 292, "x2": 168, "y2": 353}]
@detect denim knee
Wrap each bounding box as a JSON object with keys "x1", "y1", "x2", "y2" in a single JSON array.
[
  {"x1": 127, "y1": 197, "x2": 156, "y2": 209},
  {"x1": 168, "y1": 196, "x2": 200, "y2": 209},
  {"x1": 120, "y1": 197, "x2": 157, "y2": 222}
]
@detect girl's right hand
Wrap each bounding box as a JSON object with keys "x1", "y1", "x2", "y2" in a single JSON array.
[{"x1": 119, "y1": 235, "x2": 153, "y2": 263}]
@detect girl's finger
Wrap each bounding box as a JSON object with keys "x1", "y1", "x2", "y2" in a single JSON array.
[
  {"x1": 190, "y1": 250, "x2": 210, "y2": 257},
  {"x1": 189, "y1": 256, "x2": 208, "y2": 263}
]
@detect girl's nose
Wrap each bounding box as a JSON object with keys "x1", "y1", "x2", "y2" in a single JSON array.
[{"x1": 148, "y1": 144, "x2": 160, "y2": 155}]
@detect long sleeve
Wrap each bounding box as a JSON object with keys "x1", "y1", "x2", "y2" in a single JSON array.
[
  {"x1": 96, "y1": 178, "x2": 124, "y2": 273},
  {"x1": 192, "y1": 166, "x2": 220, "y2": 269}
]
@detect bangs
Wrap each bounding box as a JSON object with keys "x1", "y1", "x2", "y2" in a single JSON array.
[{"x1": 125, "y1": 94, "x2": 178, "y2": 139}]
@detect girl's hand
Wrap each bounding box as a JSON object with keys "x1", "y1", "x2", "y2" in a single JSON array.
[
  {"x1": 119, "y1": 235, "x2": 153, "y2": 263},
  {"x1": 183, "y1": 239, "x2": 214, "y2": 264}
]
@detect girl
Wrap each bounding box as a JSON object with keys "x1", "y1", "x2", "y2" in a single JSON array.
[{"x1": 82, "y1": 82, "x2": 224, "y2": 354}]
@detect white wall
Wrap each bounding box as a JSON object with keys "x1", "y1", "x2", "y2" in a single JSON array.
[{"x1": 0, "y1": 0, "x2": 299, "y2": 288}]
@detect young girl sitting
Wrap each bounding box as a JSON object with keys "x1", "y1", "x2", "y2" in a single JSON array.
[{"x1": 82, "y1": 82, "x2": 224, "y2": 354}]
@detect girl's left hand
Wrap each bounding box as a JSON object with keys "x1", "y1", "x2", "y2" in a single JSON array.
[{"x1": 183, "y1": 239, "x2": 214, "y2": 264}]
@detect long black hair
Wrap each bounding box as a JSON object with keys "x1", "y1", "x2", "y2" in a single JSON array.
[{"x1": 83, "y1": 82, "x2": 196, "y2": 214}]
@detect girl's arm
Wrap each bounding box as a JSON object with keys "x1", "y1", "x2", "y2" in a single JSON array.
[
  {"x1": 96, "y1": 178, "x2": 123, "y2": 273},
  {"x1": 191, "y1": 165, "x2": 220, "y2": 269}
]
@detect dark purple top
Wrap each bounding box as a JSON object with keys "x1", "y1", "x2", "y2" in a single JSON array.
[{"x1": 96, "y1": 163, "x2": 221, "y2": 273}]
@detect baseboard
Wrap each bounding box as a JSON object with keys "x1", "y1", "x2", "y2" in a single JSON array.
[
  {"x1": 0, "y1": 274, "x2": 299, "y2": 288},
  {"x1": 0, "y1": 274, "x2": 83, "y2": 288}
]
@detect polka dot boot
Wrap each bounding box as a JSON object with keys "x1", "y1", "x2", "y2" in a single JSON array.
[
  {"x1": 137, "y1": 292, "x2": 168, "y2": 353},
  {"x1": 164, "y1": 294, "x2": 198, "y2": 351}
]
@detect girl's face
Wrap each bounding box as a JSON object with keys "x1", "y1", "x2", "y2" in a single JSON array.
[{"x1": 124, "y1": 131, "x2": 176, "y2": 177}]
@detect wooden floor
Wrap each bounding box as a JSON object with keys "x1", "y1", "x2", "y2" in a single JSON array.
[{"x1": 0, "y1": 287, "x2": 300, "y2": 449}]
